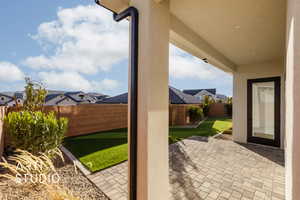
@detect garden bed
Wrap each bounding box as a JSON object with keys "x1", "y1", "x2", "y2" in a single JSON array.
[{"x1": 0, "y1": 159, "x2": 109, "y2": 200}]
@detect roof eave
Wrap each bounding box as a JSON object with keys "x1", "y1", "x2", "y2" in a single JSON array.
[{"x1": 95, "y1": 0, "x2": 129, "y2": 14}]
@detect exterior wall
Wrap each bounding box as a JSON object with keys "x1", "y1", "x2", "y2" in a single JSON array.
[
  {"x1": 233, "y1": 60, "x2": 285, "y2": 148},
  {"x1": 285, "y1": 0, "x2": 300, "y2": 199},
  {"x1": 130, "y1": 0, "x2": 170, "y2": 199},
  {"x1": 208, "y1": 103, "x2": 227, "y2": 117}
]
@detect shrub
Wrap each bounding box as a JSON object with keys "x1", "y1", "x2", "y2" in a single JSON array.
[
  {"x1": 4, "y1": 111, "x2": 68, "y2": 155},
  {"x1": 188, "y1": 106, "x2": 204, "y2": 123},
  {"x1": 225, "y1": 97, "x2": 233, "y2": 116},
  {"x1": 202, "y1": 95, "x2": 215, "y2": 117}
]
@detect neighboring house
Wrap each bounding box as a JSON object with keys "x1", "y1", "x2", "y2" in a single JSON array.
[
  {"x1": 168, "y1": 86, "x2": 201, "y2": 104},
  {"x1": 0, "y1": 90, "x2": 108, "y2": 106},
  {"x1": 14, "y1": 92, "x2": 24, "y2": 105},
  {"x1": 0, "y1": 93, "x2": 14, "y2": 106},
  {"x1": 65, "y1": 91, "x2": 97, "y2": 104},
  {"x1": 0, "y1": 92, "x2": 24, "y2": 106},
  {"x1": 87, "y1": 92, "x2": 109, "y2": 101},
  {"x1": 44, "y1": 91, "x2": 108, "y2": 106},
  {"x1": 45, "y1": 92, "x2": 65, "y2": 106},
  {"x1": 183, "y1": 88, "x2": 217, "y2": 101},
  {"x1": 183, "y1": 88, "x2": 228, "y2": 103},
  {"x1": 55, "y1": 96, "x2": 78, "y2": 106},
  {"x1": 99, "y1": 92, "x2": 128, "y2": 104},
  {"x1": 98, "y1": 86, "x2": 201, "y2": 104},
  {"x1": 215, "y1": 94, "x2": 228, "y2": 103}
]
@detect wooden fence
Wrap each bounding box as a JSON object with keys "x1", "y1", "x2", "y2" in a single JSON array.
[{"x1": 0, "y1": 103, "x2": 228, "y2": 157}]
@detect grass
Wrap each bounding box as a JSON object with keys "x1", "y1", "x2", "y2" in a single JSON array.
[{"x1": 64, "y1": 117, "x2": 232, "y2": 172}]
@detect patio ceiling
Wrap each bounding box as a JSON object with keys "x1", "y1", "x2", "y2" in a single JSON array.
[
  {"x1": 98, "y1": 0, "x2": 287, "y2": 72},
  {"x1": 170, "y1": 0, "x2": 287, "y2": 67}
]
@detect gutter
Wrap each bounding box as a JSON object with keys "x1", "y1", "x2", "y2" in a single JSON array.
[{"x1": 95, "y1": 2, "x2": 139, "y2": 200}]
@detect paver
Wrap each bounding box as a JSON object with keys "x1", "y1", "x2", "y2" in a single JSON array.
[{"x1": 88, "y1": 136, "x2": 285, "y2": 200}]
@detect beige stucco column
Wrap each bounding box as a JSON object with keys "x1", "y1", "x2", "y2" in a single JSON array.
[
  {"x1": 285, "y1": 0, "x2": 300, "y2": 199},
  {"x1": 129, "y1": 0, "x2": 170, "y2": 199}
]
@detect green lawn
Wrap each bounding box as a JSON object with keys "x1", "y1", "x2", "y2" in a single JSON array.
[{"x1": 64, "y1": 117, "x2": 232, "y2": 172}]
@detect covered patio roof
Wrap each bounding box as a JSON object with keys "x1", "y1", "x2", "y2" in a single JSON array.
[{"x1": 99, "y1": 0, "x2": 286, "y2": 72}]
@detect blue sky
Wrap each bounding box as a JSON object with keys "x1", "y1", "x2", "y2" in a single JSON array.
[{"x1": 0, "y1": 0, "x2": 232, "y2": 96}]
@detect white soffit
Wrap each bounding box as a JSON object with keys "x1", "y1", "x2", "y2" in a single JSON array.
[
  {"x1": 170, "y1": 0, "x2": 287, "y2": 66},
  {"x1": 98, "y1": 0, "x2": 129, "y2": 13}
]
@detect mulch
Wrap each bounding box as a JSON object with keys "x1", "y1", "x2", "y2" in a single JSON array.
[{"x1": 0, "y1": 159, "x2": 109, "y2": 200}]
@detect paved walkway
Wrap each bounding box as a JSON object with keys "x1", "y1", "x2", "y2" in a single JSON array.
[{"x1": 88, "y1": 136, "x2": 285, "y2": 200}]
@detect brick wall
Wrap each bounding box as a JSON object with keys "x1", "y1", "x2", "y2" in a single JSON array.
[{"x1": 208, "y1": 103, "x2": 227, "y2": 117}]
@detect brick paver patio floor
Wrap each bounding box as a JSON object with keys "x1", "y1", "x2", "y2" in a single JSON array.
[{"x1": 87, "y1": 136, "x2": 285, "y2": 200}]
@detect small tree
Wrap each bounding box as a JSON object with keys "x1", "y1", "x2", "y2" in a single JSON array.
[
  {"x1": 202, "y1": 95, "x2": 215, "y2": 117},
  {"x1": 4, "y1": 77, "x2": 68, "y2": 156},
  {"x1": 225, "y1": 97, "x2": 233, "y2": 116},
  {"x1": 23, "y1": 77, "x2": 47, "y2": 111},
  {"x1": 188, "y1": 106, "x2": 204, "y2": 123}
]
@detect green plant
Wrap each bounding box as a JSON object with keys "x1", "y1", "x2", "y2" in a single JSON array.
[
  {"x1": 202, "y1": 95, "x2": 215, "y2": 117},
  {"x1": 23, "y1": 77, "x2": 47, "y2": 111},
  {"x1": 188, "y1": 106, "x2": 204, "y2": 123},
  {"x1": 169, "y1": 135, "x2": 181, "y2": 144},
  {"x1": 4, "y1": 111, "x2": 68, "y2": 155},
  {"x1": 225, "y1": 97, "x2": 232, "y2": 116}
]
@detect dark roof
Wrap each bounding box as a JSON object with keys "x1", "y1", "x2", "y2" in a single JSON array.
[
  {"x1": 55, "y1": 96, "x2": 76, "y2": 104},
  {"x1": 99, "y1": 93, "x2": 128, "y2": 104},
  {"x1": 0, "y1": 92, "x2": 24, "y2": 100},
  {"x1": 0, "y1": 92, "x2": 14, "y2": 99},
  {"x1": 65, "y1": 92, "x2": 85, "y2": 103},
  {"x1": 183, "y1": 88, "x2": 216, "y2": 96},
  {"x1": 169, "y1": 86, "x2": 201, "y2": 104},
  {"x1": 45, "y1": 93, "x2": 63, "y2": 102},
  {"x1": 98, "y1": 87, "x2": 201, "y2": 104}
]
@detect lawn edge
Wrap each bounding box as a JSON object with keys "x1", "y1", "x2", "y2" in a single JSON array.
[{"x1": 60, "y1": 146, "x2": 92, "y2": 176}]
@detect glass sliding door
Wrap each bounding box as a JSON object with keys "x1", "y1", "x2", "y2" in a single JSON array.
[{"x1": 247, "y1": 77, "x2": 281, "y2": 147}]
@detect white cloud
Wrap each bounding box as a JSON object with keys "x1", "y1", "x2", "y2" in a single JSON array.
[
  {"x1": 169, "y1": 45, "x2": 230, "y2": 81},
  {"x1": 38, "y1": 71, "x2": 119, "y2": 92},
  {"x1": 24, "y1": 5, "x2": 129, "y2": 75},
  {"x1": 0, "y1": 62, "x2": 24, "y2": 82}
]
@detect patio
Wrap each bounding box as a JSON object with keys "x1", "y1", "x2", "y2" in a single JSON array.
[{"x1": 88, "y1": 136, "x2": 285, "y2": 200}]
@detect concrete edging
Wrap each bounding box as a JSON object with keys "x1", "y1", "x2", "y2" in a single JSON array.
[{"x1": 60, "y1": 146, "x2": 91, "y2": 176}]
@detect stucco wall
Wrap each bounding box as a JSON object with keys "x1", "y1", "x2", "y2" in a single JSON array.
[{"x1": 233, "y1": 60, "x2": 285, "y2": 148}]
